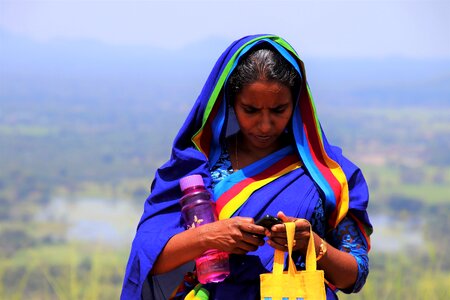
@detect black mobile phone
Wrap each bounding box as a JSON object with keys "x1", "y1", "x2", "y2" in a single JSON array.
[{"x1": 255, "y1": 215, "x2": 283, "y2": 230}]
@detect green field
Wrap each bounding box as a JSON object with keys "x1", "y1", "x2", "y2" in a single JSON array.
[{"x1": 1, "y1": 104, "x2": 450, "y2": 299}]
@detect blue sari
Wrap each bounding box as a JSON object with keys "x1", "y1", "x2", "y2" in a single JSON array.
[{"x1": 121, "y1": 34, "x2": 372, "y2": 300}]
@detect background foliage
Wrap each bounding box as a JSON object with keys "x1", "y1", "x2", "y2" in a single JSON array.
[{"x1": 1, "y1": 32, "x2": 450, "y2": 299}]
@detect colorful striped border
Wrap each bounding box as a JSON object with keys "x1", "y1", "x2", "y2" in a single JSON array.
[{"x1": 215, "y1": 155, "x2": 301, "y2": 220}]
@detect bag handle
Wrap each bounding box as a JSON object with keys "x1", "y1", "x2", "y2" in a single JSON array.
[{"x1": 272, "y1": 221, "x2": 317, "y2": 275}]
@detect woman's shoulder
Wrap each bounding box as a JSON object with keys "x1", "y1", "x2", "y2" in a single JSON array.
[{"x1": 327, "y1": 144, "x2": 364, "y2": 177}]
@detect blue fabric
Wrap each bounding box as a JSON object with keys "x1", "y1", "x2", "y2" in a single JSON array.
[
  {"x1": 187, "y1": 166, "x2": 321, "y2": 299},
  {"x1": 211, "y1": 146, "x2": 370, "y2": 294},
  {"x1": 328, "y1": 217, "x2": 369, "y2": 293},
  {"x1": 120, "y1": 34, "x2": 371, "y2": 300}
]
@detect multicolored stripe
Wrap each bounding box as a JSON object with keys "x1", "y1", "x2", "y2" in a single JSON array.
[
  {"x1": 215, "y1": 154, "x2": 301, "y2": 220},
  {"x1": 293, "y1": 83, "x2": 350, "y2": 229}
]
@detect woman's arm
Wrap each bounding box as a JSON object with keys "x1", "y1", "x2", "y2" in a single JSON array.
[
  {"x1": 267, "y1": 212, "x2": 366, "y2": 291},
  {"x1": 324, "y1": 216, "x2": 369, "y2": 292},
  {"x1": 314, "y1": 231, "x2": 358, "y2": 290},
  {"x1": 151, "y1": 217, "x2": 266, "y2": 274}
]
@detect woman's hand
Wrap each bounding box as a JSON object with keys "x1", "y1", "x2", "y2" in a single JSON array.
[
  {"x1": 198, "y1": 216, "x2": 266, "y2": 255},
  {"x1": 264, "y1": 211, "x2": 359, "y2": 290},
  {"x1": 265, "y1": 211, "x2": 311, "y2": 254},
  {"x1": 152, "y1": 216, "x2": 265, "y2": 274}
]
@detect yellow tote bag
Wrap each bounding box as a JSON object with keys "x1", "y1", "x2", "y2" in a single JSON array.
[{"x1": 260, "y1": 221, "x2": 326, "y2": 300}]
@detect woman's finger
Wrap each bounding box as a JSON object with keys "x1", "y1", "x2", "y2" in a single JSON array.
[
  {"x1": 239, "y1": 220, "x2": 266, "y2": 238},
  {"x1": 266, "y1": 238, "x2": 288, "y2": 251},
  {"x1": 294, "y1": 218, "x2": 311, "y2": 231},
  {"x1": 276, "y1": 211, "x2": 290, "y2": 222}
]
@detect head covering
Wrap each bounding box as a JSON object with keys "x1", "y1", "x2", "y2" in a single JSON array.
[{"x1": 180, "y1": 34, "x2": 371, "y2": 238}]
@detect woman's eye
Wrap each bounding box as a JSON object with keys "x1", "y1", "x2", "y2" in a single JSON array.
[
  {"x1": 243, "y1": 107, "x2": 257, "y2": 114},
  {"x1": 272, "y1": 107, "x2": 286, "y2": 114}
]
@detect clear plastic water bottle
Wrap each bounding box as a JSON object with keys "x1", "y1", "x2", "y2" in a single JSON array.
[{"x1": 179, "y1": 174, "x2": 230, "y2": 284}]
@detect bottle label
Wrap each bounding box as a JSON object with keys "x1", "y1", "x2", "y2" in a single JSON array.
[
  {"x1": 187, "y1": 214, "x2": 205, "y2": 229},
  {"x1": 182, "y1": 197, "x2": 217, "y2": 229}
]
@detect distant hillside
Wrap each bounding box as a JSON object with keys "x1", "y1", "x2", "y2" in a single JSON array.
[
  {"x1": 1, "y1": 29, "x2": 449, "y2": 205},
  {"x1": 1, "y1": 29, "x2": 450, "y2": 114}
]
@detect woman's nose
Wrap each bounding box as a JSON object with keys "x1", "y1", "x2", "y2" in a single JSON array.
[{"x1": 258, "y1": 113, "x2": 272, "y2": 133}]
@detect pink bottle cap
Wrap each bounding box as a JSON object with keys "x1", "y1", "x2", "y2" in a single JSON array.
[{"x1": 179, "y1": 174, "x2": 205, "y2": 191}]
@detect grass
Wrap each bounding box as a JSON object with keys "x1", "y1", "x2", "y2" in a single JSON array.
[
  {"x1": 390, "y1": 184, "x2": 450, "y2": 204},
  {"x1": 2, "y1": 101, "x2": 449, "y2": 298},
  {"x1": 53, "y1": 178, "x2": 151, "y2": 202},
  {"x1": 1, "y1": 244, "x2": 128, "y2": 300},
  {"x1": 2, "y1": 242, "x2": 450, "y2": 300},
  {"x1": 358, "y1": 164, "x2": 450, "y2": 206},
  {"x1": 341, "y1": 251, "x2": 450, "y2": 300},
  {"x1": 0, "y1": 125, "x2": 59, "y2": 137}
]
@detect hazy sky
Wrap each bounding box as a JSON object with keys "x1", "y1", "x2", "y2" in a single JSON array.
[{"x1": 1, "y1": 0, "x2": 449, "y2": 58}]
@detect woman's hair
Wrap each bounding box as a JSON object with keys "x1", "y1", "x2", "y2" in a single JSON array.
[{"x1": 226, "y1": 45, "x2": 301, "y2": 104}]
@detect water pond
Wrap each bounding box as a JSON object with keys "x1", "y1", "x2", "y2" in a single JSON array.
[{"x1": 37, "y1": 197, "x2": 424, "y2": 252}]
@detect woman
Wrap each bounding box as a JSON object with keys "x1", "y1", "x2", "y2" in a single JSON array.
[{"x1": 121, "y1": 34, "x2": 372, "y2": 299}]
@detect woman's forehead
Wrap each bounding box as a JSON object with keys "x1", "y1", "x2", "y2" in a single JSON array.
[{"x1": 235, "y1": 81, "x2": 292, "y2": 106}]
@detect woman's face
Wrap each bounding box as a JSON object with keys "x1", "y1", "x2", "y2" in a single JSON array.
[{"x1": 233, "y1": 80, "x2": 294, "y2": 153}]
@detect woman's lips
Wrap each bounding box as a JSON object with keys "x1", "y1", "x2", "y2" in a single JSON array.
[{"x1": 255, "y1": 135, "x2": 271, "y2": 143}]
